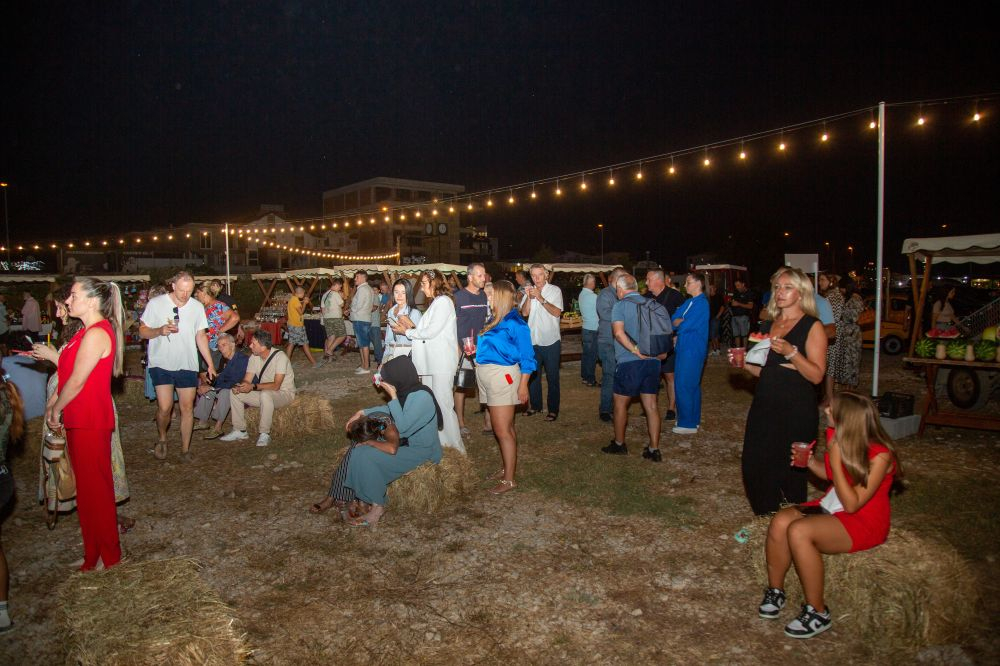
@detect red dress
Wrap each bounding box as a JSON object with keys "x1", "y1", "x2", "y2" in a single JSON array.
[
  {"x1": 58, "y1": 319, "x2": 120, "y2": 570},
  {"x1": 805, "y1": 428, "x2": 896, "y2": 553}
]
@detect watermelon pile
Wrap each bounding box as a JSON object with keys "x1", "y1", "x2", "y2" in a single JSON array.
[
  {"x1": 914, "y1": 338, "x2": 936, "y2": 358},
  {"x1": 975, "y1": 340, "x2": 998, "y2": 361},
  {"x1": 925, "y1": 327, "x2": 962, "y2": 339}
]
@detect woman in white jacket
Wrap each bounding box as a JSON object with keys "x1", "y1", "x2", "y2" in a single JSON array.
[{"x1": 391, "y1": 270, "x2": 465, "y2": 453}]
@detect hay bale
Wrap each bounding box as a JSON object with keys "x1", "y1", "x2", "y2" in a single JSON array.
[
  {"x1": 59, "y1": 557, "x2": 250, "y2": 665},
  {"x1": 744, "y1": 516, "x2": 976, "y2": 654},
  {"x1": 117, "y1": 376, "x2": 150, "y2": 406},
  {"x1": 333, "y1": 445, "x2": 473, "y2": 513},
  {"x1": 388, "y1": 447, "x2": 473, "y2": 513},
  {"x1": 243, "y1": 391, "x2": 334, "y2": 439}
]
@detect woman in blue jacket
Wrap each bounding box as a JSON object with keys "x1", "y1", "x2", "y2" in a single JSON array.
[
  {"x1": 476, "y1": 281, "x2": 536, "y2": 494},
  {"x1": 672, "y1": 273, "x2": 709, "y2": 434}
]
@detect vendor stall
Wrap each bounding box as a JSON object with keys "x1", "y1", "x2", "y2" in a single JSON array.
[{"x1": 902, "y1": 234, "x2": 1000, "y2": 433}]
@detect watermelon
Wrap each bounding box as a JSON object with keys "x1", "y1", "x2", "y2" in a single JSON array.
[
  {"x1": 975, "y1": 340, "x2": 997, "y2": 361},
  {"x1": 926, "y1": 327, "x2": 962, "y2": 339},
  {"x1": 747, "y1": 333, "x2": 770, "y2": 348},
  {"x1": 914, "y1": 338, "x2": 936, "y2": 358},
  {"x1": 946, "y1": 340, "x2": 967, "y2": 360}
]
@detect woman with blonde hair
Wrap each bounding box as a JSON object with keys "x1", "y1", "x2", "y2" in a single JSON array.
[
  {"x1": 45, "y1": 277, "x2": 125, "y2": 570},
  {"x1": 733, "y1": 267, "x2": 828, "y2": 515},
  {"x1": 391, "y1": 270, "x2": 464, "y2": 452},
  {"x1": 476, "y1": 280, "x2": 535, "y2": 494}
]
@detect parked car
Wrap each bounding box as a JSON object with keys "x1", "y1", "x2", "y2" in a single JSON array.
[{"x1": 860, "y1": 294, "x2": 911, "y2": 355}]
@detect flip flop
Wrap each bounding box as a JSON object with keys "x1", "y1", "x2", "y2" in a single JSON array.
[
  {"x1": 544, "y1": 413, "x2": 558, "y2": 422},
  {"x1": 346, "y1": 517, "x2": 372, "y2": 528},
  {"x1": 523, "y1": 410, "x2": 537, "y2": 417}
]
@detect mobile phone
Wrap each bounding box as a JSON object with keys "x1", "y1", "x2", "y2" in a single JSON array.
[
  {"x1": 504, "y1": 373, "x2": 513, "y2": 385},
  {"x1": 372, "y1": 373, "x2": 382, "y2": 387}
]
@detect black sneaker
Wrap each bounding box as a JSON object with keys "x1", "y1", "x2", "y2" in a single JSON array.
[
  {"x1": 642, "y1": 447, "x2": 663, "y2": 462},
  {"x1": 599, "y1": 412, "x2": 612, "y2": 422},
  {"x1": 601, "y1": 440, "x2": 628, "y2": 455},
  {"x1": 784, "y1": 604, "x2": 831, "y2": 638},
  {"x1": 758, "y1": 587, "x2": 786, "y2": 619},
  {"x1": 664, "y1": 409, "x2": 676, "y2": 421}
]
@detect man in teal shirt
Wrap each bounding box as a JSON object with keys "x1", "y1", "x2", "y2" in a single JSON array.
[{"x1": 579, "y1": 274, "x2": 599, "y2": 386}]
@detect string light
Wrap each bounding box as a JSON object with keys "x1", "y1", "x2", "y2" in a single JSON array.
[
  {"x1": 703, "y1": 149, "x2": 711, "y2": 167},
  {"x1": 555, "y1": 180, "x2": 562, "y2": 196},
  {"x1": 508, "y1": 190, "x2": 515, "y2": 204},
  {"x1": 580, "y1": 174, "x2": 588, "y2": 190},
  {"x1": 635, "y1": 162, "x2": 644, "y2": 180},
  {"x1": 668, "y1": 156, "x2": 676, "y2": 176},
  {"x1": 608, "y1": 170, "x2": 615, "y2": 186},
  {"x1": 739, "y1": 141, "x2": 747, "y2": 160},
  {"x1": 820, "y1": 123, "x2": 829, "y2": 142}
]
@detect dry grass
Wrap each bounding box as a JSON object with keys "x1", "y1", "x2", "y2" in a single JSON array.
[
  {"x1": 59, "y1": 557, "x2": 250, "y2": 665},
  {"x1": 745, "y1": 516, "x2": 977, "y2": 655},
  {"x1": 243, "y1": 391, "x2": 335, "y2": 439}
]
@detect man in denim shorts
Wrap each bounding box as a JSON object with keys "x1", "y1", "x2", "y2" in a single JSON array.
[
  {"x1": 139, "y1": 271, "x2": 215, "y2": 461},
  {"x1": 349, "y1": 270, "x2": 375, "y2": 375}
]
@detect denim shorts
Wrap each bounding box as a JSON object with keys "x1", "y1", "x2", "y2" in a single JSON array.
[
  {"x1": 149, "y1": 367, "x2": 200, "y2": 389},
  {"x1": 353, "y1": 320, "x2": 372, "y2": 347},
  {"x1": 613, "y1": 358, "x2": 662, "y2": 397}
]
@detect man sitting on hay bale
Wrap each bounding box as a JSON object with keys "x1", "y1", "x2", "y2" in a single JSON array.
[
  {"x1": 192, "y1": 333, "x2": 249, "y2": 440},
  {"x1": 314, "y1": 356, "x2": 443, "y2": 527},
  {"x1": 220, "y1": 329, "x2": 295, "y2": 447}
]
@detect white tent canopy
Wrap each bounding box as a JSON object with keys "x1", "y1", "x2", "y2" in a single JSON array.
[
  {"x1": 544, "y1": 263, "x2": 623, "y2": 274},
  {"x1": 902, "y1": 234, "x2": 1000, "y2": 264}
]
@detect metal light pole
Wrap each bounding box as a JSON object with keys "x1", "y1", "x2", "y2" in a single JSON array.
[
  {"x1": 1, "y1": 182, "x2": 9, "y2": 266},
  {"x1": 598, "y1": 223, "x2": 604, "y2": 263},
  {"x1": 224, "y1": 222, "x2": 231, "y2": 294}
]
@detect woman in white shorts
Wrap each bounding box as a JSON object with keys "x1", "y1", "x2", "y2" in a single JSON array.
[{"x1": 475, "y1": 280, "x2": 536, "y2": 494}]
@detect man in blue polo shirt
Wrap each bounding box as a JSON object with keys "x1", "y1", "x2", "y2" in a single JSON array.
[{"x1": 601, "y1": 273, "x2": 671, "y2": 462}]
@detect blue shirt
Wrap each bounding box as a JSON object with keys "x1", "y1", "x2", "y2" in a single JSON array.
[
  {"x1": 385, "y1": 305, "x2": 421, "y2": 348},
  {"x1": 214, "y1": 350, "x2": 250, "y2": 390},
  {"x1": 476, "y1": 310, "x2": 537, "y2": 374},
  {"x1": 579, "y1": 287, "x2": 598, "y2": 331},
  {"x1": 611, "y1": 292, "x2": 647, "y2": 364},
  {"x1": 596, "y1": 286, "x2": 619, "y2": 343},
  {"x1": 815, "y1": 295, "x2": 834, "y2": 325},
  {"x1": 674, "y1": 293, "x2": 709, "y2": 353}
]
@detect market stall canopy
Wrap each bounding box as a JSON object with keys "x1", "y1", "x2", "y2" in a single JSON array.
[
  {"x1": 0, "y1": 274, "x2": 152, "y2": 284},
  {"x1": 902, "y1": 234, "x2": 1000, "y2": 265},
  {"x1": 543, "y1": 263, "x2": 623, "y2": 274},
  {"x1": 250, "y1": 272, "x2": 288, "y2": 280}
]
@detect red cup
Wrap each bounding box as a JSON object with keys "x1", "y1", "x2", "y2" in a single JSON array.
[
  {"x1": 728, "y1": 347, "x2": 746, "y2": 368},
  {"x1": 791, "y1": 441, "x2": 814, "y2": 468}
]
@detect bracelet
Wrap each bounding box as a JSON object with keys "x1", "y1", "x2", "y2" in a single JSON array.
[{"x1": 784, "y1": 345, "x2": 799, "y2": 361}]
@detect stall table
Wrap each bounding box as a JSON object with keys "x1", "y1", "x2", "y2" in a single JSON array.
[
  {"x1": 904, "y1": 356, "x2": 1000, "y2": 434},
  {"x1": 256, "y1": 319, "x2": 285, "y2": 347}
]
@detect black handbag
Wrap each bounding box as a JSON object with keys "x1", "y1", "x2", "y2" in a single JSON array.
[{"x1": 453, "y1": 351, "x2": 477, "y2": 389}]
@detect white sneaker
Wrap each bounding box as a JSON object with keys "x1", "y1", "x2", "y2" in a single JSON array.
[
  {"x1": 672, "y1": 426, "x2": 699, "y2": 434},
  {"x1": 354, "y1": 366, "x2": 370, "y2": 375},
  {"x1": 256, "y1": 433, "x2": 271, "y2": 447},
  {"x1": 219, "y1": 430, "x2": 249, "y2": 442}
]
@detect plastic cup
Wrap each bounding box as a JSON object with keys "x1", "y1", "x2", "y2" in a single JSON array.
[
  {"x1": 462, "y1": 336, "x2": 476, "y2": 355},
  {"x1": 791, "y1": 441, "x2": 814, "y2": 468},
  {"x1": 728, "y1": 347, "x2": 746, "y2": 368}
]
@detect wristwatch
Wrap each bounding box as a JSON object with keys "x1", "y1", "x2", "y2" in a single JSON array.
[{"x1": 252, "y1": 383, "x2": 259, "y2": 391}]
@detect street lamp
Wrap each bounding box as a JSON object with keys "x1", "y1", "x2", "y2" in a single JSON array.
[
  {"x1": 0, "y1": 182, "x2": 9, "y2": 266},
  {"x1": 597, "y1": 223, "x2": 604, "y2": 263}
]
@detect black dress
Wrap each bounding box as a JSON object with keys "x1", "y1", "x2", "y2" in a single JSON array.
[{"x1": 741, "y1": 315, "x2": 820, "y2": 515}]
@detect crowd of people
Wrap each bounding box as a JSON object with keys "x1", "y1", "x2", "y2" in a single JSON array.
[{"x1": 0, "y1": 262, "x2": 905, "y2": 640}]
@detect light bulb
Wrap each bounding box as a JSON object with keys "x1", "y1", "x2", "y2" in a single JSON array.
[
  {"x1": 486, "y1": 198, "x2": 493, "y2": 207},
  {"x1": 703, "y1": 157, "x2": 711, "y2": 167},
  {"x1": 508, "y1": 195, "x2": 515, "y2": 204},
  {"x1": 668, "y1": 166, "x2": 676, "y2": 175},
  {"x1": 530, "y1": 191, "x2": 537, "y2": 199},
  {"x1": 415, "y1": 211, "x2": 421, "y2": 217},
  {"x1": 467, "y1": 203, "x2": 473, "y2": 210},
  {"x1": 636, "y1": 170, "x2": 643, "y2": 180},
  {"x1": 608, "y1": 175, "x2": 615, "y2": 186},
  {"x1": 973, "y1": 112, "x2": 981, "y2": 121},
  {"x1": 739, "y1": 150, "x2": 747, "y2": 160},
  {"x1": 778, "y1": 142, "x2": 786, "y2": 151},
  {"x1": 869, "y1": 120, "x2": 877, "y2": 129},
  {"x1": 821, "y1": 133, "x2": 829, "y2": 142},
  {"x1": 580, "y1": 180, "x2": 587, "y2": 190},
  {"x1": 917, "y1": 117, "x2": 925, "y2": 125},
  {"x1": 555, "y1": 186, "x2": 562, "y2": 196},
  {"x1": 432, "y1": 209, "x2": 439, "y2": 216},
  {"x1": 449, "y1": 206, "x2": 455, "y2": 213}
]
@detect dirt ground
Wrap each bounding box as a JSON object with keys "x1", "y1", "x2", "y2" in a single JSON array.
[{"x1": 1, "y1": 349, "x2": 998, "y2": 665}]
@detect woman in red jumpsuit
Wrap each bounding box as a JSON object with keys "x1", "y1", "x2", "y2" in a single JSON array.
[{"x1": 46, "y1": 277, "x2": 124, "y2": 571}]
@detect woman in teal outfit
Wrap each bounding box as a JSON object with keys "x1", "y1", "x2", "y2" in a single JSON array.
[{"x1": 344, "y1": 355, "x2": 443, "y2": 527}]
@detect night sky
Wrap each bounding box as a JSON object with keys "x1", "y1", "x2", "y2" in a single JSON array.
[{"x1": 3, "y1": 2, "x2": 998, "y2": 279}]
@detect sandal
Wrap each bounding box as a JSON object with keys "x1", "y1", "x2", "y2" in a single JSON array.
[
  {"x1": 486, "y1": 468, "x2": 505, "y2": 481},
  {"x1": 523, "y1": 410, "x2": 537, "y2": 417},
  {"x1": 544, "y1": 413, "x2": 558, "y2": 422},
  {"x1": 489, "y1": 479, "x2": 517, "y2": 495},
  {"x1": 310, "y1": 498, "x2": 335, "y2": 514},
  {"x1": 153, "y1": 442, "x2": 167, "y2": 460}
]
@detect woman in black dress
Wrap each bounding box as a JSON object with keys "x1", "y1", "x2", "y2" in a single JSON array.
[{"x1": 735, "y1": 267, "x2": 828, "y2": 515}]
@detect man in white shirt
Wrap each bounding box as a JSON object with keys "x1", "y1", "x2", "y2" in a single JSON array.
[
  {"x1": 349, "y1": 270, "x2": 375, "y2": 374},
  {"x1": 321, "y1": 278, "x2": 347, "y2": 360},
  {"x1": 519, "y1": 263, "x2": 564, "y2": 420},
  {"x1": 139, "y1": 271, "x2": 216, "y2": 461},
  {"x1": 21, "y1": 292, "x2": 41, "y2": 340},
  {"x1": 222, "y1": 329, "x2": 296, "y2": 447}
]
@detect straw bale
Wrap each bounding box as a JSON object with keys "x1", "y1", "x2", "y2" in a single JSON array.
[
  {"x1": 744, "y1": 516, "x2": 976, "y2": 654},
  {"x1": 117, "y1": 376, "x2": 150, "y2": 406},
  {"x1": 333, "y1": 445, "x2": 473, "y2": 513},
  {"x1": 243, "y1": 391, "x2": 334, "y2": 439},
  {"x1": 59, "y1": 557, "x2": 250, "y2": 666}
]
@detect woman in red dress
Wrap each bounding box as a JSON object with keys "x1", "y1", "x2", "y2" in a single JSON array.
[
  {"x1": 758, "y1": 392, "x2": 902, "y2": 639},
  {"x1": 45, "y1": 278, "x2": 124, "y2": 571}
]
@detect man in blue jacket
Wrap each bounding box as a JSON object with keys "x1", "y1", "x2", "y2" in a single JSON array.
[{"x1": 193, "y1": 333, "x2": 250, "y2": 439}]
